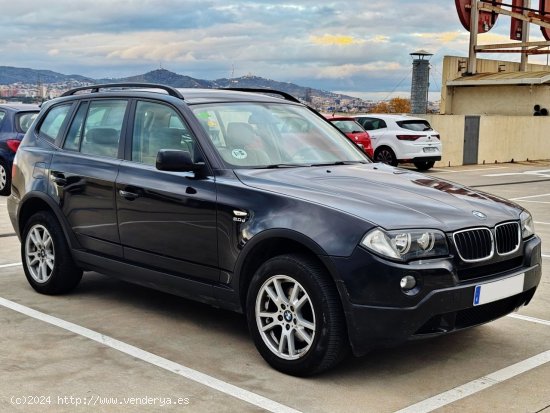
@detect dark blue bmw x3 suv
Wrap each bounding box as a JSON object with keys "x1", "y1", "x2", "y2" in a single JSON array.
[{"x1": 7, "y1": 84, "x2": 542, "y2": 376}]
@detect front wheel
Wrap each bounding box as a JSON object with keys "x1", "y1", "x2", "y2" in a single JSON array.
[
  {"x1": 21, "y1": 211, "x2": 83, "y2": 295},
  {"x1": 246, "y1": 254, "x2": 348, "y2": 376},
  {"x1": 413, "y1": 160, "x2": 435, "y2": 171}
]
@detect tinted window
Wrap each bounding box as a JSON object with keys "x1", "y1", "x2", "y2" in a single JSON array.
[
  {"x1": 80, "y1": 100, "x2": 127, "y2": 158},
  {"x1": 132, "y1": 101, "x2": 195, "y2": 166},
  {"x1": 0, "y1": 111, "x2": 6, "y2": 129},
  {"x1": 63, "y1": 103, "x2": 88, "y2": 151},
  {"x1": 358, "y1": 117, "x2": 387, "y2": 131},
  {"x1": 38, "y1": 104, "x2": 72, "y2": 142},
  {"x1": 15, "y1": 112, "x2": 39, "y2": 133},
  {"x1": 396, "y1": 120, "x2": 432, "y2": 131}
]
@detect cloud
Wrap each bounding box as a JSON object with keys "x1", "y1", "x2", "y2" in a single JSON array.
[{"x1": 310, "y1": 34, "x2": 365, "y2": 46}]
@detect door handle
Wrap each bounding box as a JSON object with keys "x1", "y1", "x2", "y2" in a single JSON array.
[{"x1": 119, "y1": 189, "x2": 140, "y2": 200}]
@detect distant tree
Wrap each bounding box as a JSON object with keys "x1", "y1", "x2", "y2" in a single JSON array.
[{"x1": 370, "y1": 97, "x2": 411, "y2": 114}]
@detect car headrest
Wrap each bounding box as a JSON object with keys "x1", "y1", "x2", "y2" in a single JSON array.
[
  {"x1": 86, "y1": 128, "x2": 120, "y2": 145},
  {"x1": 226, "y1": 122, "x2": 256, "y2": 147}
]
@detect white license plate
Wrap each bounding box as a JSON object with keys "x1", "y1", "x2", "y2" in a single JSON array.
[
  {"x1": 423, "y1": 147, "x2": 438, "y2": 153},
  {"x1": 473, "y1": 273, "x2": 525, "y2": 306}
]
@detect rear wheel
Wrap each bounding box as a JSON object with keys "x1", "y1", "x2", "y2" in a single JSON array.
[
  {"x1": 0, "y1": 159, "x2": 10, "y2": 196},
  {"x1": 246, "y1": 254, "x2": 348, "y2": 376},
  {"x1": 22, "y1": 211, "x2": 82, "y2": 295},
  {"x1": 374, "y1": 147, "x2": 398, "y2": 166},
  {"x1": 413, "y1": 160, "x2": 435, "y2": 171}
]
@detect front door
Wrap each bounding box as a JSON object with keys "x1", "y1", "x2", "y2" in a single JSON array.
[{"x1": 116, "y1": 100, "x2": 219, "y2": 282}]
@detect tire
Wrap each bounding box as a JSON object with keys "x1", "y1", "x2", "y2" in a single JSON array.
[
  {"x1": 21, "y1": 211, "x2": 83, "y2": 295},
  {"x1": 246, "y1": 254, "x2": 348, "y2": 376},
  {"x1": 414, "y1": 160, "x2": 435, "y2": 171},
  {"x1": 0, "y1": 158, "x2": 10, "y2": 196},
  {"x1": 374, "y1": 147, "x2": 398, "y2": 167}
]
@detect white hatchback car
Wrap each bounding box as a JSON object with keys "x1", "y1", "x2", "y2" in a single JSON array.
[{"x1": 352, "y1": 114, "x2": 442, "y2": 171}]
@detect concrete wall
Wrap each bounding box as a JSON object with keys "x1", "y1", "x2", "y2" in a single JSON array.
[{"x1": 419, "y1": 115, "x2": 550, "y2": 166}]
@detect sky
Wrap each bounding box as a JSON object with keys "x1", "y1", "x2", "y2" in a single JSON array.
[{"x1": 1, "y1": 0, "x2": 549, "y2": 98}]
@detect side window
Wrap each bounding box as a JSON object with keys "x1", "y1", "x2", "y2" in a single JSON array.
[
  {"x1": 80, "y1": 100, "x2": 127, "y2": 158},
  {"x1": 132, "y1": 101, "x2": 196, "y2": 166},
  {"x1": 0, "y1": 111, "x2": 6, "y2": 129},
  {"x1": 362, "y1": 117, "x2": 387, "y2": 131},
  {"x1": 38, "y1": 104, "x2": 72, "y2": 143},
  {"x1": 63, "y1": 103, "x2": 88, "y2": 151},
  {"x1": 16, "y1": 112, "x2": 39, "y2": 133}
]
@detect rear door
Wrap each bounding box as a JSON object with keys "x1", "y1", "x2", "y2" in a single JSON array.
[
  {"x1": 49, "y1": 99, "x2": 129, "y2": 258},
  {"x1": 116, "y1": 99, "x2": 219, "y2": 282}
]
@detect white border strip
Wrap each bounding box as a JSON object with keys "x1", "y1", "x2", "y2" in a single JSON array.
[
  {"x1": 542, "y1": 254, "x2": 550, "y2": 259},
  {"x1": 0, "y1": 262, "x2": 22, "y2": 269},
  {"x1": 394, "y1": 350, "x2": 550, "y2": 413},
  {"x1": 0, "y1": 297, "x2": 301, "y2": 413},
  {"x1": 508, "y1": 313, "x2": 550, "y2": 327},
  {"x1": 432, "y1": 167, "x2": 508, "y2": 174},
  {"x1": 511, "y1": 193, "x2": 550, "y2": 201}
]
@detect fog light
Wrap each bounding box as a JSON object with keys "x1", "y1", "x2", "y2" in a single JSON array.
[{"x1": 400, "y1": 275, "x2": 417, "y2": 291}]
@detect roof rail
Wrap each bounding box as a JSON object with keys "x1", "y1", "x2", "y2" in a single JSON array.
[
  {"x1": 221, "y1": 88, "x2": 301, "y2": 104},
  {"x1": 61, "y1": 83, "x2": 184, "y2": 99}
]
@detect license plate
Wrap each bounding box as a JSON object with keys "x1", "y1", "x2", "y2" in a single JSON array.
[
  {"x1": 423, "y1": 147, "x2": 438, "y2": 153},
  {"x1": 473, "y1": 273, "x2": 525, "y2": 306}
]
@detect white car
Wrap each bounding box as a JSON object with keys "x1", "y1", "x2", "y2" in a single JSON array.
[{"x1": 352, "y1": 114, "x2": 442, "y2": 171}]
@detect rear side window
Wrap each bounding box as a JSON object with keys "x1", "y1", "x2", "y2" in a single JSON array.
[
  {"x1": 359, "y1": 117, "x2": 386, "y2": 131},
  {"x1": 16, "y1": 112, "x2": 39, "y2": 133},
  {"x1": 79, "y1": 100, "x2": 128, "y2": 158},
  {"x1": 0, "y1": 111, "x2": 6, "y2": 129},
  {"x1": 38, "y1": 104, "x2": 73, "y2": 143},
  {"x1": 396, "y1": 120, "x2": 432, "y2": 131}
]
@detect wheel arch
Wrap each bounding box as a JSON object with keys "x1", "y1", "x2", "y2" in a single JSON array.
[
  {"x1": 235, "y1": 229, "x2": 341, "y2": 311},
  {"x1": 18, "y1": 192, "x2": 80, "y2": 250}
]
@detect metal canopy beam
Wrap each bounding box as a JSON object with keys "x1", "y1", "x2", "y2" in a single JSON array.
[{"x1": 479, "y1": 3, "x2": 550, "y2": 29}]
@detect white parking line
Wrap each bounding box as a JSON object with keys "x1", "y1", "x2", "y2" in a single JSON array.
[
  {"x1": 534, "y1": 221, "x2": 550, "y2": 225},
  {"x1": 511, "y1": 193, "x2": 550, "y2": 201},
  {"x1": 485, "y1": 169, "x2": 550, "y2": 177},
  {"x1": 394, "y1": 350, "x2": 550, "y2": 413},
  {"x1": 0, "y1": 262, "x2": 22, "y2": 269},
  {"x1": 542, "y1": 254, "x2": 550, "y2": 259},
  {"x1": 508, "y1": 313, "x2": 550, "y2": 327},
  {"x1": 432, "y1": 167, "x2": 508, "y2": 174},
  {"x1": 0, "y1": 297, "x2": 301, "y2": 413}
]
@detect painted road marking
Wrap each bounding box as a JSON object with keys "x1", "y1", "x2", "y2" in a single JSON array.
[
  {"x1": 535, "y1": 221, "x2": 550, "y2": 225},
  {"x1": 0, "y1": 262, "x2": 22, "y2": 269},
  {"x1": 508, "y1": 313, "x2": 550, "y2": 327},
  {"x1": 394, "y1": 350, "x2": 550, "y2": 413},
  {"x1": 511, "y1": 193, "x2": 550, "y2": 201},
  {"x1": 485, "y1": 169, "x2": 550, "y2": 178},
  {"x1": 542, "y1": 254, "x2": 550, "y2": 259},
  {"x1": 432, "y1": 167, "x2": 508, "y2": 174},
  {"x1": 0, "y1": 297, "x2": 302, "y2": 413}
]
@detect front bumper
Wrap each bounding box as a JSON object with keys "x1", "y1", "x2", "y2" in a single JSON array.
[{"x1": 330, "y1": 235, "x2": 542, "y2": 356}]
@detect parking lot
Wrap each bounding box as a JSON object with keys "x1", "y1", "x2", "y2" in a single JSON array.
[{"x1": 0, "y1": 161, "x2": 549, "y2": 413}]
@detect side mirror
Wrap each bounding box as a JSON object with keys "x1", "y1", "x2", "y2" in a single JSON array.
[{"x1": 156, "y1": 149, "x2": 202, "y2": 172}]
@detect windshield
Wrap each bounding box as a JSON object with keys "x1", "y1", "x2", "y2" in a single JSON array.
[
  {"x1": 192, "y1": 103, "x2": 368, "y2": 168},
  {"x1": 16, "y1": 111, "x2": 39, "y2": 133}
]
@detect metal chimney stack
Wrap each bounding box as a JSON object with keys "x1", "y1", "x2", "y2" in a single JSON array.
[{"x1": 410, "y1": 50, "x2": 433, "y2": 114}]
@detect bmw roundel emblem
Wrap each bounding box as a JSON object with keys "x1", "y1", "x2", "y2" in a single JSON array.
[{"x1": 472, "y1": 210, "x2": 487, "y2": 220}]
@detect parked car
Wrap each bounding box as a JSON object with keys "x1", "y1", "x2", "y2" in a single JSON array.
[
  {"x1": 0, "y1": 103, "x2": 39, "y2": 195},
  {"x1": 325, "y1": 115, "x2": 374, "y2": 158},
  {"x1": 352, "y1": 114, "x2": 441, "y2": 171},
  {"x1": 8, "y1": 84, "x2": 541, "y2": 376}
]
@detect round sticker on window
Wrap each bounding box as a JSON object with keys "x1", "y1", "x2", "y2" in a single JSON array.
[{"x1": 232, "y1": 149, "x2": 248, "y2": 159}]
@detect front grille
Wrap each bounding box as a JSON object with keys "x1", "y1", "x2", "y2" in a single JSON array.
[
  {"x1": 453, "y1": 228, "x2": 493, "y2": 262},
  {"x1": 495, "y1": 222, "x2": 520, "y2": 255}
]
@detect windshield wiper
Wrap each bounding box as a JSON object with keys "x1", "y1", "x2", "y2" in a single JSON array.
[
  {"x1": 310, "y1": 161, "x2": 367, "y2": 167},
  {"x1": 262, "y1": 163, "x2": 310, "y2": 169}
]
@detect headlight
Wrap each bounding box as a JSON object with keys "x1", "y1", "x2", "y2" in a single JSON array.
[
  {"x1": 520, "y1": 211, "x2": 535, "y2": 239},
  {"x1": 361, "y1": 228, "x2": 449, "y2": 261}
]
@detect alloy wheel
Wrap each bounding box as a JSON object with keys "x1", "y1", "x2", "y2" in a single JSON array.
[
  {"x1": 255, "y1": 275, "x2": 316, "y2": 360},
  {"x1": 24, "y1": 224, "x2": 55, "y2": 283},
  {"x1": 0, "y1": 164, "x2": 6, "y2": 190}
]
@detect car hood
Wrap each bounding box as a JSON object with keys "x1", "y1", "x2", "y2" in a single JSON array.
[{"x1": 234, "y1": 163, "x2": 522, "y2": 232}]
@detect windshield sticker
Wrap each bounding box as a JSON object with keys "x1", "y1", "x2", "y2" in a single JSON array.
[{"x1": 232, "y1": 149, "x2": 248, "y2": 159}]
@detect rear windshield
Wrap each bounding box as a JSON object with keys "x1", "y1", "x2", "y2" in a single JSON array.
[
  {"x1": 330, "y1": 120, "x2": 364, "y2": 133},
  {"x1": 16, "y1": 111, "x2": 39, "y2": 133},
  {"x1": 396, "y1": 120, "x2": 432, "y2": 131}
]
